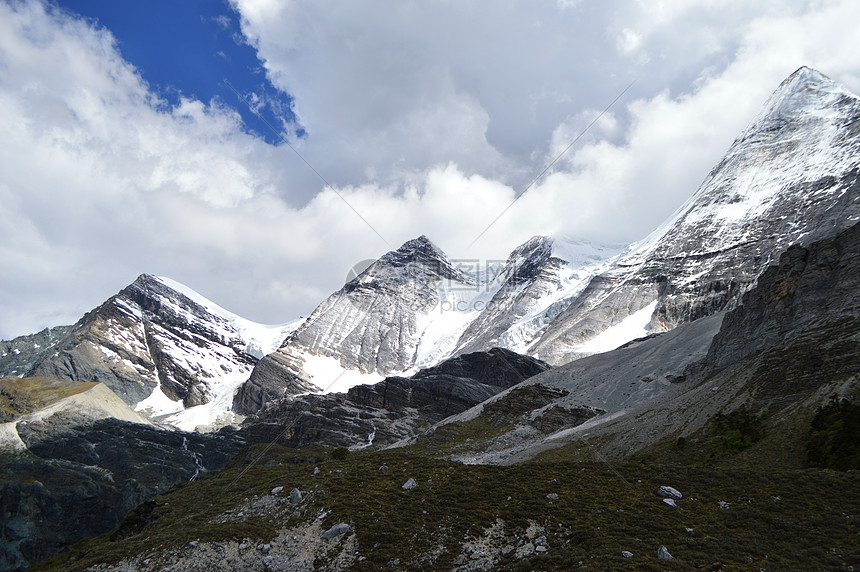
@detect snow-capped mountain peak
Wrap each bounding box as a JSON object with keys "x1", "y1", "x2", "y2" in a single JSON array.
[
  {"x1": 143, "y1": 274, "x2": 299, "y2": 359},
  {"x1": 741, "y1": 66, "x2": 848, "y2": 138},
  {"x1": 529, "y1": 65, "x2": 860, "y2": 364},
  {"x1": 17, "y1": 273, "x2": 301, "y2": 432}
]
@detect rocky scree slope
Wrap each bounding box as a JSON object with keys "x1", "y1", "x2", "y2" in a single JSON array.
[{"x1": 425, "y1": 220, "x2": 860, "y2": 465}]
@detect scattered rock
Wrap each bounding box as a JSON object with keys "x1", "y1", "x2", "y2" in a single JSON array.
[
  {"x1": 313, "y1": 467, "x2": 320, "y2": 475},
  {"x1": 257, "y1": 543, "x2": 270, "y2": 554},
  {"x1": 379, "y1": 464, "x2": 389, "y2": 471},
  {"x1": 655, "y1": 486, "x2": 683, "y2": 500},
  {"x1": 535, "y1": 535, "x2": 548, "y2": 547},
  {"x1": 388, "y1": 558, "x2": 401, "y2": 566},
  {"x1": 663, "y1": 498, "x2": 677, "y2": 507},
  {"x1": 402, "y1": 478, "x2": 418, "y2": 490},
  {"x1": 546, "y1": 493, "x2": 559, "y2": 500},
  {"x1": 657, "y1": 545, "x2": 673, "y2": 560},
  {"x1": 535, "y1": 545, "x2": 548, "y2": 552},
  {"x1": 322, "y1": 522, "x2": 351, "y2": 540},
  {"x1": 621, "y1": 551, "x2": 634, "y2": 558},
  {"x1": 718, "y1": 500, "x2": 731, "y2": 509},
  {"x1": 188, "y1": 540, "x2": 198, "y2": 548},
  {"x1": 271, "y1": 486, "x2": 284, "y2": 495},
  {"x1": 290, "y1": 488, "x2": 302, "y2": 504}
]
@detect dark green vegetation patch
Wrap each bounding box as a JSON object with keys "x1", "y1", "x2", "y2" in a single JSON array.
[
  {"x1": 36, "y1": 443, "x2": 860, "y2": 571},
  {"x1": 807, "y1": 396, "x2": 860, "y2": 471}
]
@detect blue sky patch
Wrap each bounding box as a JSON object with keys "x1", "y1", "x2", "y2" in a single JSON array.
[{"x1": 56, "y1": 0, "x2": 302, "y2": 144}]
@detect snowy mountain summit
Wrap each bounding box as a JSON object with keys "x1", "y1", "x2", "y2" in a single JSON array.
[
  {"x1": 528, "y1": 66, "x2": 860, "y2": 364},
  {"x1": 231, "y1": 232, "x2": 622, "y2": 415},
  {"x1": 10, "y1": 274, "x2": 299, "y2": 431}
]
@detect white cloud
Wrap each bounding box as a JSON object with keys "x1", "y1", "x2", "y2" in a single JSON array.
[{"x1": 2, "y1": 0, "x2": 860, "y2": 339}]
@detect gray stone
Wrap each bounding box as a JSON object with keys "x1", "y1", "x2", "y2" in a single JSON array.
[
  {"x1": 402, "y1": 478, "x2": 418, "y2": 490},
  {"x1": 322, "y1": 523, "x2": 351, "y2": 540},
  {"x1": 657, "y1": 545, "x2": 673, "y2": 560},
  {"x1": 621, "y1": 551, "x2": 633, "y2": 558},
  {"x1": 546, "y1": 493, "x2": 559, "y2": 500},
  {"x1": 271, "y1": 486, "x2": 283, "y2": 495},
  {"x1": 290, "y1": 488, "x2": 302, "y2": 503},
  {"x1": 663, "y1": 498, "x2": 677, "y2": 507},
  {"x1": 257, "y1": 544, "x2": 270, "y2": 554},
  {"x1": 655, "y1": 486, "x2": 682, "y2": 500}
]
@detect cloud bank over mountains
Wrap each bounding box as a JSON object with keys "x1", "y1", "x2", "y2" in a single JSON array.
[{"x1": 1, "y1": 0, "x2": 859, "y2": 338}]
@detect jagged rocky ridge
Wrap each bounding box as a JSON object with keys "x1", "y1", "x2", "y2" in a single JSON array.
[
  {"x1": 236, "y1": 235, "x2": 619, "y2": 414},
  {"x1": 239, "y1": 348, "x2": 550, "y2": 449},
  {"x1": 0, "y1": 327, "x2": 73, "y2": 380}
]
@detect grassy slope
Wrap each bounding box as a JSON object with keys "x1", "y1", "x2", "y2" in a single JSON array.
[
  {"x1": 37, "y1": 441, "x2": 859, "y2": 571},
  {"x1": 0, "y1": 377, "x2": 97, "y2": 421}
]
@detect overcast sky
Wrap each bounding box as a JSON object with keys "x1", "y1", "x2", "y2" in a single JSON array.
[{"x1": 1, "y1": 0, "x2": 859, "y2": 339}]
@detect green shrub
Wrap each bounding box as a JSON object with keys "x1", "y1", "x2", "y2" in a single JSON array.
[
  {"x1": 331, "y1": 446, "x2": 350, "y2": 460},
  {"x1": 710, "y1": 406, "x2": 765, "y2": 457},
  {"x1": 807, "y1": 396, "x2": 860, "y2": 470}
]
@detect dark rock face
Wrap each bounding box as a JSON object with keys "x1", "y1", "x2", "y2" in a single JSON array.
[
  {"x1": 240, "y1": 348, "x2": 550, "y2": 448},
  {"x1": 0, "y1": 416, "x2": 244, "y2": 569},
  {"x1": 530, "y1": 404, "x2": 603, "y2": 433},
  {"x1": 0, "y1": 326, "x2": 73, "y2": 380},
  {"x1": 233, "y1": 346, "x2": 320, "y2": 416},
  {"x1": 701, "y1": 220, "x2": 860, "y2": 401}
]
